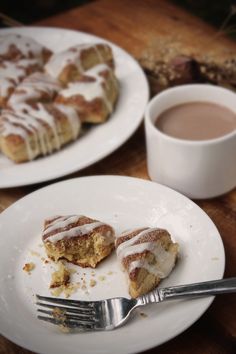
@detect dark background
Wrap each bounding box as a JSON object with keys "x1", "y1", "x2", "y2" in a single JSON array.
[{"x1": 1, "y1": 0, "x2": 236, "y2": 35}]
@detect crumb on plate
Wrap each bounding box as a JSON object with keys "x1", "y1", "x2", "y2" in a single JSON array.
[{"x1": 23, "y1": 262, "x2": 35, "y2": 273}]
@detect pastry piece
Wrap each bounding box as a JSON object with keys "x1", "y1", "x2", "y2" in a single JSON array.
[
  {"x1": 0, "y1": 103, "x2": 81, "y2": 162},
  {"x1": 115, "y1": 227, "x2": 179, "y2": 298},
  {"x1": 0, "y1": 33, "x2": 51, "y2": 63},
  {"x1": 50, "y1": 261, "x2": 71, "y2": 289},
  {"x1": 7, "y1": 72, "x2": 62, "y2": 111},
  {"x1": 140, "y1": 39, "x2": 236, "y2": 94},
  {"x1": 45, "y1": 43, "x2": 114, "y2": 84},
  {"x1": 42, "y1": 215, "x2": 115, "y2": 268},
  {"x1": 56, "y1": 64, "x2": 119, "y2": 123},
  {"x1": 0, "y1": 59, "x2": 43, "y2": 108}
]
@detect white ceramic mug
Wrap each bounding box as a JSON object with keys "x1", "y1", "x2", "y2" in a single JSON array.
[{"x1": 145, "y1": 84, "x2": 236, "y2": 199}]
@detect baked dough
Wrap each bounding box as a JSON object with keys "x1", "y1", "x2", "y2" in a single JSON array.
[
  {"x1": 45, "y1": 43, "x2": 114, "y2": 84},
  {"x1": 0, "y1": 103, "x2": 81, "y2": 162},
  {"x1": 42, "y1": 215, "x2": 115, "y2": 268},
  {"x1": 55, "y1": 64, "x2": 118, "y2": 123},
  {"x1": 115, "y1": 227, "x2": 179, "y2": 298}
]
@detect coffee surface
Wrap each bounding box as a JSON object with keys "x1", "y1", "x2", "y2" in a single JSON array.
[{"x1": 155, "y1": 102, "x2": 236, "y2": 140}]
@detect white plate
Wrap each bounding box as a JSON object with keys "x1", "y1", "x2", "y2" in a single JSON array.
[
  {"x1": 0, "y1": 176, "x2": 225, "y2": 354},
  {"x1": 0, "y1": 27, "x2": 149, "y2": 188}
]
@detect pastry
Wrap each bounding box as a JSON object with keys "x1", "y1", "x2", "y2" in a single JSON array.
[
  {"x1": 0, "y1": 59, "x2": 43, "y2": 108},
  {"x1": 55, "y1": 63, "x2": 119, "y2": 123},
  {"x1": 7, "y1": 72, "x2": 62, "y2": 111},
  {"x1": 42, "y1": 215, "x2": 115, "y2": 268},
  {"x1": 115, "y1": 227, "x2": 179, "y2": 298},
  {"x1": 45, "y1": 43, "x2": 114, "y2": 84},
  {"x1": 0, "y1": 103, "x2": 81, "y2": 162},
  {"x1": 0, "y1": 33, "x2": 51, "y2": 63},
  {"x1": 140, "y1": 39, "x2": 236, "y2": 94}
]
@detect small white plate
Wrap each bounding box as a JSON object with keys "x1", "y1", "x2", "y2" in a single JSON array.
[
  {"x1": 0, "y1": 27, "x2": 149, "y2": 188},
  {"x1": 0, "y1": 176, "x2": 225, "y2": 354}
]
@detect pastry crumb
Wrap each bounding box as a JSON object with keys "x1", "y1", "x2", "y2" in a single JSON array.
[
  {"x1": 50, "y1": 286, "x2": 63, "y2": 297},
  {"x1": 59, "y1": 324, "x2": 70, "y2": 333},
  {"x1": 98, "y1": 275, "x2": 106, "y2": 281},
  {"x1": 50, "y1": 262, "x2": 70, "y2": 288},
  {"x1": 107, "y1": 271, "x2": 113, "y2": 275},
  {"x1": 90, "y1": 279, "x2": 97, "y2": 287},
  {"x1": 30, "y1": 250, "x2": 40, "y2": 257},
  {"x1": 140, "y1": 312, "x2": 148, "y2": 318},
  {"x1": 23, "y1": 262, "x2": 35, "y2": 273}
]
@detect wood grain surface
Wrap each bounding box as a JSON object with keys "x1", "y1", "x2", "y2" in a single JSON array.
[{"x1": 0, "y1": 0, "x2": 235, "y2": 353}]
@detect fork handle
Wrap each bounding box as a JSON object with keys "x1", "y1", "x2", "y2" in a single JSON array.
[{"x1": 139, "y1": 278, "x2": 236, "y2": 304}]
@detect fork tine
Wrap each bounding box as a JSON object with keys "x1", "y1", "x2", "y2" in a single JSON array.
[
  {"x1": 37, "y1": 315, "x2": 95, "y2": 330},
  {"x1": 36, "y1": 294, "x2": 96, "y2": 309},
  {"x1": 36, "y1": 302, "x2": 95, "y2": 316},
  {"x1": 37, "y1": 309, "x2": 96, "y2": 325}
]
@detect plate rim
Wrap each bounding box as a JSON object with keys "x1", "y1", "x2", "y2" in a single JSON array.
[
  {"x1": 0, "y1": 27, "x2": 150, "y2": 188},
  {"x1": 0, "y1": 175, "x2": 225, "y2": 354}
]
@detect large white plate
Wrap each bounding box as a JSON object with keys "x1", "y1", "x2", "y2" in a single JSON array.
[
  {"x1": 0, "y1": 27, "x2": 149, "y2": 188},
  {"x1": 0, "y1": 176, "x2": 225, "y2": 354}
]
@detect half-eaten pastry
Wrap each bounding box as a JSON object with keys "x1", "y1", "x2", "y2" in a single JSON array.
[
  {"x1": 115, "y1": 227, "x2": 179, "y2": 298},
  {"x1": 42, "y1": 215, "x2": 115, "y2": 268}
]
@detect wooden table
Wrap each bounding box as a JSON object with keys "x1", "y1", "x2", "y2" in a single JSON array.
[{"x1": 0, "y1": 0, "x2": 236, "y2": 353}]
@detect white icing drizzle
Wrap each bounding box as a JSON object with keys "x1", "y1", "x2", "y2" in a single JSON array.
[
  {"x1": 128, "y1": 243, "x2": 176, "y2": 278},
  {"x1": 26, "y1": 103, "x2": 61, "y2": 151},
  {"x1": 0, "y1": 33, "x2": 46, "y2": 62},
  {"x1": 43, "y1": 215, "x2": 109, "y2": 243},
  {"x1": 8, "y1": 72, "x2": 61, "y2": 110},
  {"x1": 45, "y1": 43, "x2": 108, "y2": 79},
  {"x1": 116, "y1": 228, "x2": 176, "y2": 278},
  {"x1": 54, "y1": 103, "x2": 81, "y2": 140},
  {"x1": 60, "y1": 63, "x2": 113, "y2": 113},
  {"x1": 0, "y1": 59, "x2": 40, "y2": 98},
  {"x1": 116, "y1": 228, "x2": 159, "y2": 259}
]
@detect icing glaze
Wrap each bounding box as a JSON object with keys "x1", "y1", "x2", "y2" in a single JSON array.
[
  {"x1": 45, "y1": 43, "x2": 109, "y2": 79},
  {"x1": 43, "y1": 215, "x2": 111, "y2": 243},
  {"x1": 59, "y1": 64, "x2": 113, "y2": 112},
  {"x1": 0, "y1": 33, "x2": 48, "y2": 62},
  {"x1": 8, "y1": 72, "x2": 61, "y2": 109},
  {"x1": 0, "y1": 59, "x2": 41, "y2": 98}
]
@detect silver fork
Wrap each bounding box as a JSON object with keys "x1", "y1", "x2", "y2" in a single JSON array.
[{"x1": 36, "y1": 277, "x2": 236, "y2": 331}]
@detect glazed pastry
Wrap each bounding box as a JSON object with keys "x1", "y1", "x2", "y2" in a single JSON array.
[
  {"x1": 42, "y1": 215, "x2": 115, "y2": 268},
  {"x1": 7, "y1": 72, "x2": 62, "y2": 111},
  {"x1": 45, "y1": 43, "x2": 114, "y2": 84},
  {"x1": 56, "y1": 64, "x2": 119, "y2": 123},
  {"x1": 0, "y1": 59, "x2": 42, "y2": 108},
  {"x1": 115, "y1": 227, "x2": 179, "y2": 298},
  {"x1": 0, "y1": 33, "x2": 51, "y2": 63},
  {"x1": 0, "y1": 103, "x2": 81, "y2": 162}
]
